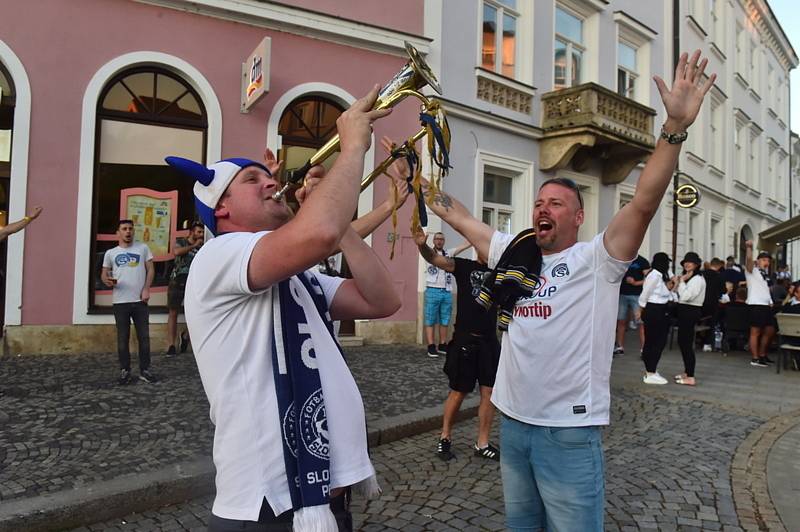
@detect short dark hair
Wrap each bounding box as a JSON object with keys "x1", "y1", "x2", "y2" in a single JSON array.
[
  {"x1": 190, "y1": 221, "x2": 205, "y2": 231},
  {"x1": 710, "y1": 257, "x2": 725, "y2": 267},
  {"x1": 117, "y1": 219, "x2": 134, "y2": 229},
  {"x1": 539, "y1": 178, "x2": 584, "y2": 209}
]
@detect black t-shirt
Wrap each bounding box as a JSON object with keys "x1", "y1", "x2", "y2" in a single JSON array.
[
  {"x1": 701, "y1": 269, "x2": 725, "y2": 309},
  {"x1": 452, "y1": 257, "x2": 496, "y2": 335},
  {"x1": 619, "y1": 255, "x2": 649, "y2": 296}
]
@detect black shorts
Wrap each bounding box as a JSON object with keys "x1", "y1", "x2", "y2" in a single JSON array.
[
  {"x1": 443, "y1": 330, "x2": 501, "y2": 393},
  {"x1": 167, "y1": 274, "x2": 188, "y2": 309},
  {"x1": 749, "y1": 305, "x2": 777, "y2": 328}
]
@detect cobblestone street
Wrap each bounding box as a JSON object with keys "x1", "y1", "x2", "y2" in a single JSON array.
[{"x1": 60, "y1": 333, "x2": 800, "y2": 532}]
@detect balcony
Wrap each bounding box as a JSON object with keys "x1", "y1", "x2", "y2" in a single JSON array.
[{"x1": 539, "y1": 82, "x2": 657, "y2": 185}]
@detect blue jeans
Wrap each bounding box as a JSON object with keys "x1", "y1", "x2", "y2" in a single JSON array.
[{"x1": 500, "y1": 415, "x2": 605, "y2": 531}]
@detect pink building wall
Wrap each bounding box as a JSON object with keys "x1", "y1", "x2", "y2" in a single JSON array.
[{"x1": 0, "y1": 0, "x2": 424, "y2": 326}]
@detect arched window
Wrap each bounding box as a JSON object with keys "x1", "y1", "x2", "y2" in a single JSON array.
[
  {"x1": 0, "y1": 62, "x2": 15, "y2": 328},
  {"x1": 91, "y1": 67, "x2": 207, "y2": 310},
  {"x1": 278, "y1": 96, "x2": 344, "y2": 178},
  {"x1": 739, "y1": 224, "x2": 753, "y2": 265}
]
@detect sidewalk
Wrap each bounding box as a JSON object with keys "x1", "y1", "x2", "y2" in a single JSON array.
[{"x1": 2, "y1": 336, "x2": 800, "y2": 531}]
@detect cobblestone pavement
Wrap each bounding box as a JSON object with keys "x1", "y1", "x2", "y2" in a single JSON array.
[
  {"x1": 0, "y1": 345, "x2": 446, "y2": 503},
  {"x1": 77, "y1": 388, "x2": 768, "y2": 531}
]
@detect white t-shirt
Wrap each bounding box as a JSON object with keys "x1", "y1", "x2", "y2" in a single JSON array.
[
  {"x1": 425, "y1": 248, "x2": 454, "y2": 291},
  {"x1": 745, "y1": 268, "x2": 772, "y2": 306},
  {"x1": 488, "y1": 231, "x2": 630, "y2": 427},
  {"x1": 185, "y1": 232, "x2": 374, "y2": 521},
  {"x1": 102, "y1": 243, "x2": 153, "y2": 304}
]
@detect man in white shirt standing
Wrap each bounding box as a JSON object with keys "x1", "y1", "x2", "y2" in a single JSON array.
[
  {"x1": 744, "y1": 240, "x2": 775, "y2": 367},
  {"x1": 101, "y1": 220, "x2": 156, "y2": 385},
  {"x1": 422, "y1": 232, "x2": 454, "y2": 357},
  {"x1": 414, "y1": 51, "x2": 715, "y2": 530},
  {"x1": 171, "y1": 86, "x2": 400, "y2": 532}
]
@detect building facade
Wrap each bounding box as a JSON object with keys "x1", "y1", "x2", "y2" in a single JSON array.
[
  {"x1": 674, "y1": 0, "x2": 797, "y2": 267},
  {"x1": 0, "y1": 0, "x2": 427, "y2": 354}
]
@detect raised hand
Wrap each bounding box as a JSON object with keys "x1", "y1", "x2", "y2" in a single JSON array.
[
  {"x1": 654, "y1": 50, "x2": 717, "y2": 131},
  {"x1": 381, "y1": 136, "x2": 412, "y2": 182},
  {"x1": 337, "y1": 85, "x2": 392, "y2": 154},
  {"x1": 263, "y1": 147, "x2": 283, "y2": 177},
  {"x1": 411, "y1": 226, "x2": 428, "y2": 247}
]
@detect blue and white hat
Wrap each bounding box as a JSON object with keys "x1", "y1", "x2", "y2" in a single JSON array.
[{"x1": 165, "y1": 156, "x2": 271, "y2": 235}]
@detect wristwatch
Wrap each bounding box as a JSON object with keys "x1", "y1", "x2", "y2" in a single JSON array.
[{"x1": 660, "y1": 125, "x2": 688, "y2": 144}]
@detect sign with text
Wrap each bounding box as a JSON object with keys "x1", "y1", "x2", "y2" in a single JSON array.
[
  {"x1": 675, "y1": 183, "x2": 700, "y2": 209},
  {"x1": 120, "y1": 188, "x2": 179, "y2": 260},
  {"x1": 241, "y1": 37, "x2": 271, "y2": 113}
]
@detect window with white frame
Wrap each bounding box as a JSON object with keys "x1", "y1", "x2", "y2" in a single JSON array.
[
  {"x1": 709, "y1": 95, "x2": 723, "y2": 169},
  {"x1": 482, "y1": 0, "x2": 519, "y2": 78},
  {"x1": 749, "y1": 40, "x2": 759, "y2": 89},
  {"x1": 617, "y1": 41, "x2": 637, "y2": 98},
  {"x1": 482, "y1": 172, "x2": 514, "y2": 233},
  {"x1": 768, "y1": 65, "x2": 775, "y2": 110},
  {"x1": 710, "y1": 0, "x2": 725, "y2": 49},
  {"x1": 777, "y1": 152, "x2": 787, "y2": 201},
  {"x1": 688, "y1": 211, "x2": 698, "y2": 252},
  {"x1": 749, "y1": 129, "x2": 760, "y2": 190},
  {"x1": 710, "y1": 216, "x2": 720, "y2": 259},
  {"x1": 736, "y1": 24, "x2": 746, "y2": 80},
  {"x1": 554, "y1": 6, "x2": 584, "y2": 89},
  {"x1": 734, "y1": 117, "x2": 747, "y2": 183},
  {"x1": 767, "y1": 144, "x2": 775, "y2": 197}
]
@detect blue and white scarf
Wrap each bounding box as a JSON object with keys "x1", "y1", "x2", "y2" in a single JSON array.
[{"x1": 271, "y1": 272, "x2": 376, "y2": 531}]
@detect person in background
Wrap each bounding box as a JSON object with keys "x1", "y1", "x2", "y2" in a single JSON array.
[
  {"x1": 744, "y1": 241, "x2": 775, "y2": 368},
  {"x1": 701, "y1": 257, "x2": 726, "y2": 352},
  {"x1": 672, "y1": 252, "x2": 706, "y2": 386},
  {"x1": 639, "y1": 252, "x2": 676, "y2": 385},
  {"x1": 101, "y1": 219, "x2": 156, "y2": 385},
  {"x1": 166, "y1": 221, "x2": 205, "y2": 356},
  {"x1": 614, "y1": 254, "x2": 649, "y2": 356}
]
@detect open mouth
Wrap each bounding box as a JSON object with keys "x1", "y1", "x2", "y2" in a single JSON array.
[{"x1": 536, "y1": 219, "x2": 554, "y2": 235}]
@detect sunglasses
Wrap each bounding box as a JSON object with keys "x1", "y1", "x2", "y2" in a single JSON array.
[{"x1": 539, "y1": 178, "x2": 584, "y2": 209}]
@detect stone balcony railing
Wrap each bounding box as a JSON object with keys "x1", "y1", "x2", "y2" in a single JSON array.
[{"x1": 539, "y1": 82, "x2": 657, "y2": 184}]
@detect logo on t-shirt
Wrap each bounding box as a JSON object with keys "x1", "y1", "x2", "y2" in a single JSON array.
[
  {"x1": 469, "y1": 269, "x2": 491, "y2": 297},
  {"x1": 551, "y1": 263, "x2": 570, "y2": 278},
  {"x1": 115, "y1": 252, "x2": 141, "y2": 268}
]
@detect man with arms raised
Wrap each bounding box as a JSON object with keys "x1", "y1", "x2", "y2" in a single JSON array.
[
  {"x1": 170, "y1": 86, "x2": 400, "y2": 532},
  {"x1": 414, "y1": 52, "x2": 715, "y2": 529}
]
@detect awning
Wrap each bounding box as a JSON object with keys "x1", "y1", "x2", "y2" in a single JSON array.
[{"x1": 758, "y1": 215, "x2": 800, "y2": 253}]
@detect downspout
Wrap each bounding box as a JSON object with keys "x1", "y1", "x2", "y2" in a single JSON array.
[{"x1": 671, "y1": 0, "x2": 680, "y2": 266}]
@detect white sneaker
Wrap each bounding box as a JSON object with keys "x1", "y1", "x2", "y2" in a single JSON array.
[
  {"x1": 702, "y1": 344, "x2": 712, "y2": 352},
  {"x1": 643, "y1": 373, "x2": 668, "y2": 385}
]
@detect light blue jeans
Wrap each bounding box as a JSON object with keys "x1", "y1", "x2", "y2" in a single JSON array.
[{"x1": 500, "y1": 414, "x2": 605, "y2": 531}]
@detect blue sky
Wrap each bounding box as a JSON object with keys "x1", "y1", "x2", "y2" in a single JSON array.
[{"x1": 768, "y1": 0, "x2": 799, "y2": 131}]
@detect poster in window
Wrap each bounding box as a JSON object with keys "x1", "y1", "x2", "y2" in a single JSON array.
[{"x1": 120, "y1": 188, "x2": 179, "y2": 260}]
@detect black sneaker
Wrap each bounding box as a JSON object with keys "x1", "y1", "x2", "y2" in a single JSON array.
[
  {"x1": 427, "y1": 344, "x2": 439, "y2": 358},
  {"x1": 760, "y1": 356, "x2": 775, "y2": 365},
  {"x1": 165, "y1": 345, "x2": 177, "y2": 357},
  {"x1": 750, "y1": 359, "x2": 768, "y2": 367},
  {"x1": 437, "y1": 343, "x2": 449, "y2": 355},
  {"x1": 179, "y1": 331, "x2": 190, "y2": 354},
  {"x1": 437, "y1": 438, "x2": 453, "y2": 461},
  {"x1": 118, "y1": 369, "x2": 132, "y2": 385},
  {"x1": 139, "y1": 369, "x2": 159, "y2": 384},
  {"x1": 474, "y1": 442, "x2": 500, "y2": 461}
]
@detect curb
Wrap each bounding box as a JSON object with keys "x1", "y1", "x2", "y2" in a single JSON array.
[
  {"x1": 730, "y1": 409, "x2": 800, "y2": 532},
  {"x1": 0, "y1": 397, "x2": 480, "y2": 532}
]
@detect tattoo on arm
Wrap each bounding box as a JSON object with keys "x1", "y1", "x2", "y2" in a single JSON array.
[
  {"x1": 432, "y1": 192, "x2": 453, "y2": 211},
  {"x1": 419, "y1": 243, "x2": 436, "y2": 263}
]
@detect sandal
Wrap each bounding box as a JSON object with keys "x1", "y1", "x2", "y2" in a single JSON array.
[
  {"x1": 474, "y1": 443, "x2": 500, "y2": 461},
  {"x1": 675, "y1": 376, "x2": 696, "y2": 386}
]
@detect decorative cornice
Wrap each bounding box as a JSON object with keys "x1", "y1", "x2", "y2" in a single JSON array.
[
  {"x1": 132, "y1": 0, "x2": 430, "y2": 58},
  {"x1": 744, "y1": 0, "x2": 799, "y2": 71}
]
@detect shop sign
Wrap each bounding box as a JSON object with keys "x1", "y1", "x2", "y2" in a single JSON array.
[
  {"x1": 241, "y1": 37, "x2": 271, "y2": 112},
  {"x1": 675, "y1": 183, "x2": 700, "y2": 208}
]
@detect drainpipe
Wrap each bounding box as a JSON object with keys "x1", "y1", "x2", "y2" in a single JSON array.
[{"x1": 670, "y1": 0, "x2": 680, "y2": 266}]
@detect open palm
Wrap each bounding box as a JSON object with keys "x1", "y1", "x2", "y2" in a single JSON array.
[{"x1": 654, "y1": 50, "x2": 716, "y2": 131}]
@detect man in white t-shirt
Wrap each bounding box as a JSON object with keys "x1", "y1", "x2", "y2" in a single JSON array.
[
  {"x1": 390, "y1": 51, "x2": 715, "y2": 530},
  {"x1": 101, "y1": 219, "x2": 156, "y2": 385},
  {"x1": 171, "y1": 86, "x2": 399, "y2": 532},
  {"x1": 744, "y1": 240, "x2": 776, "y2": 367}
]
